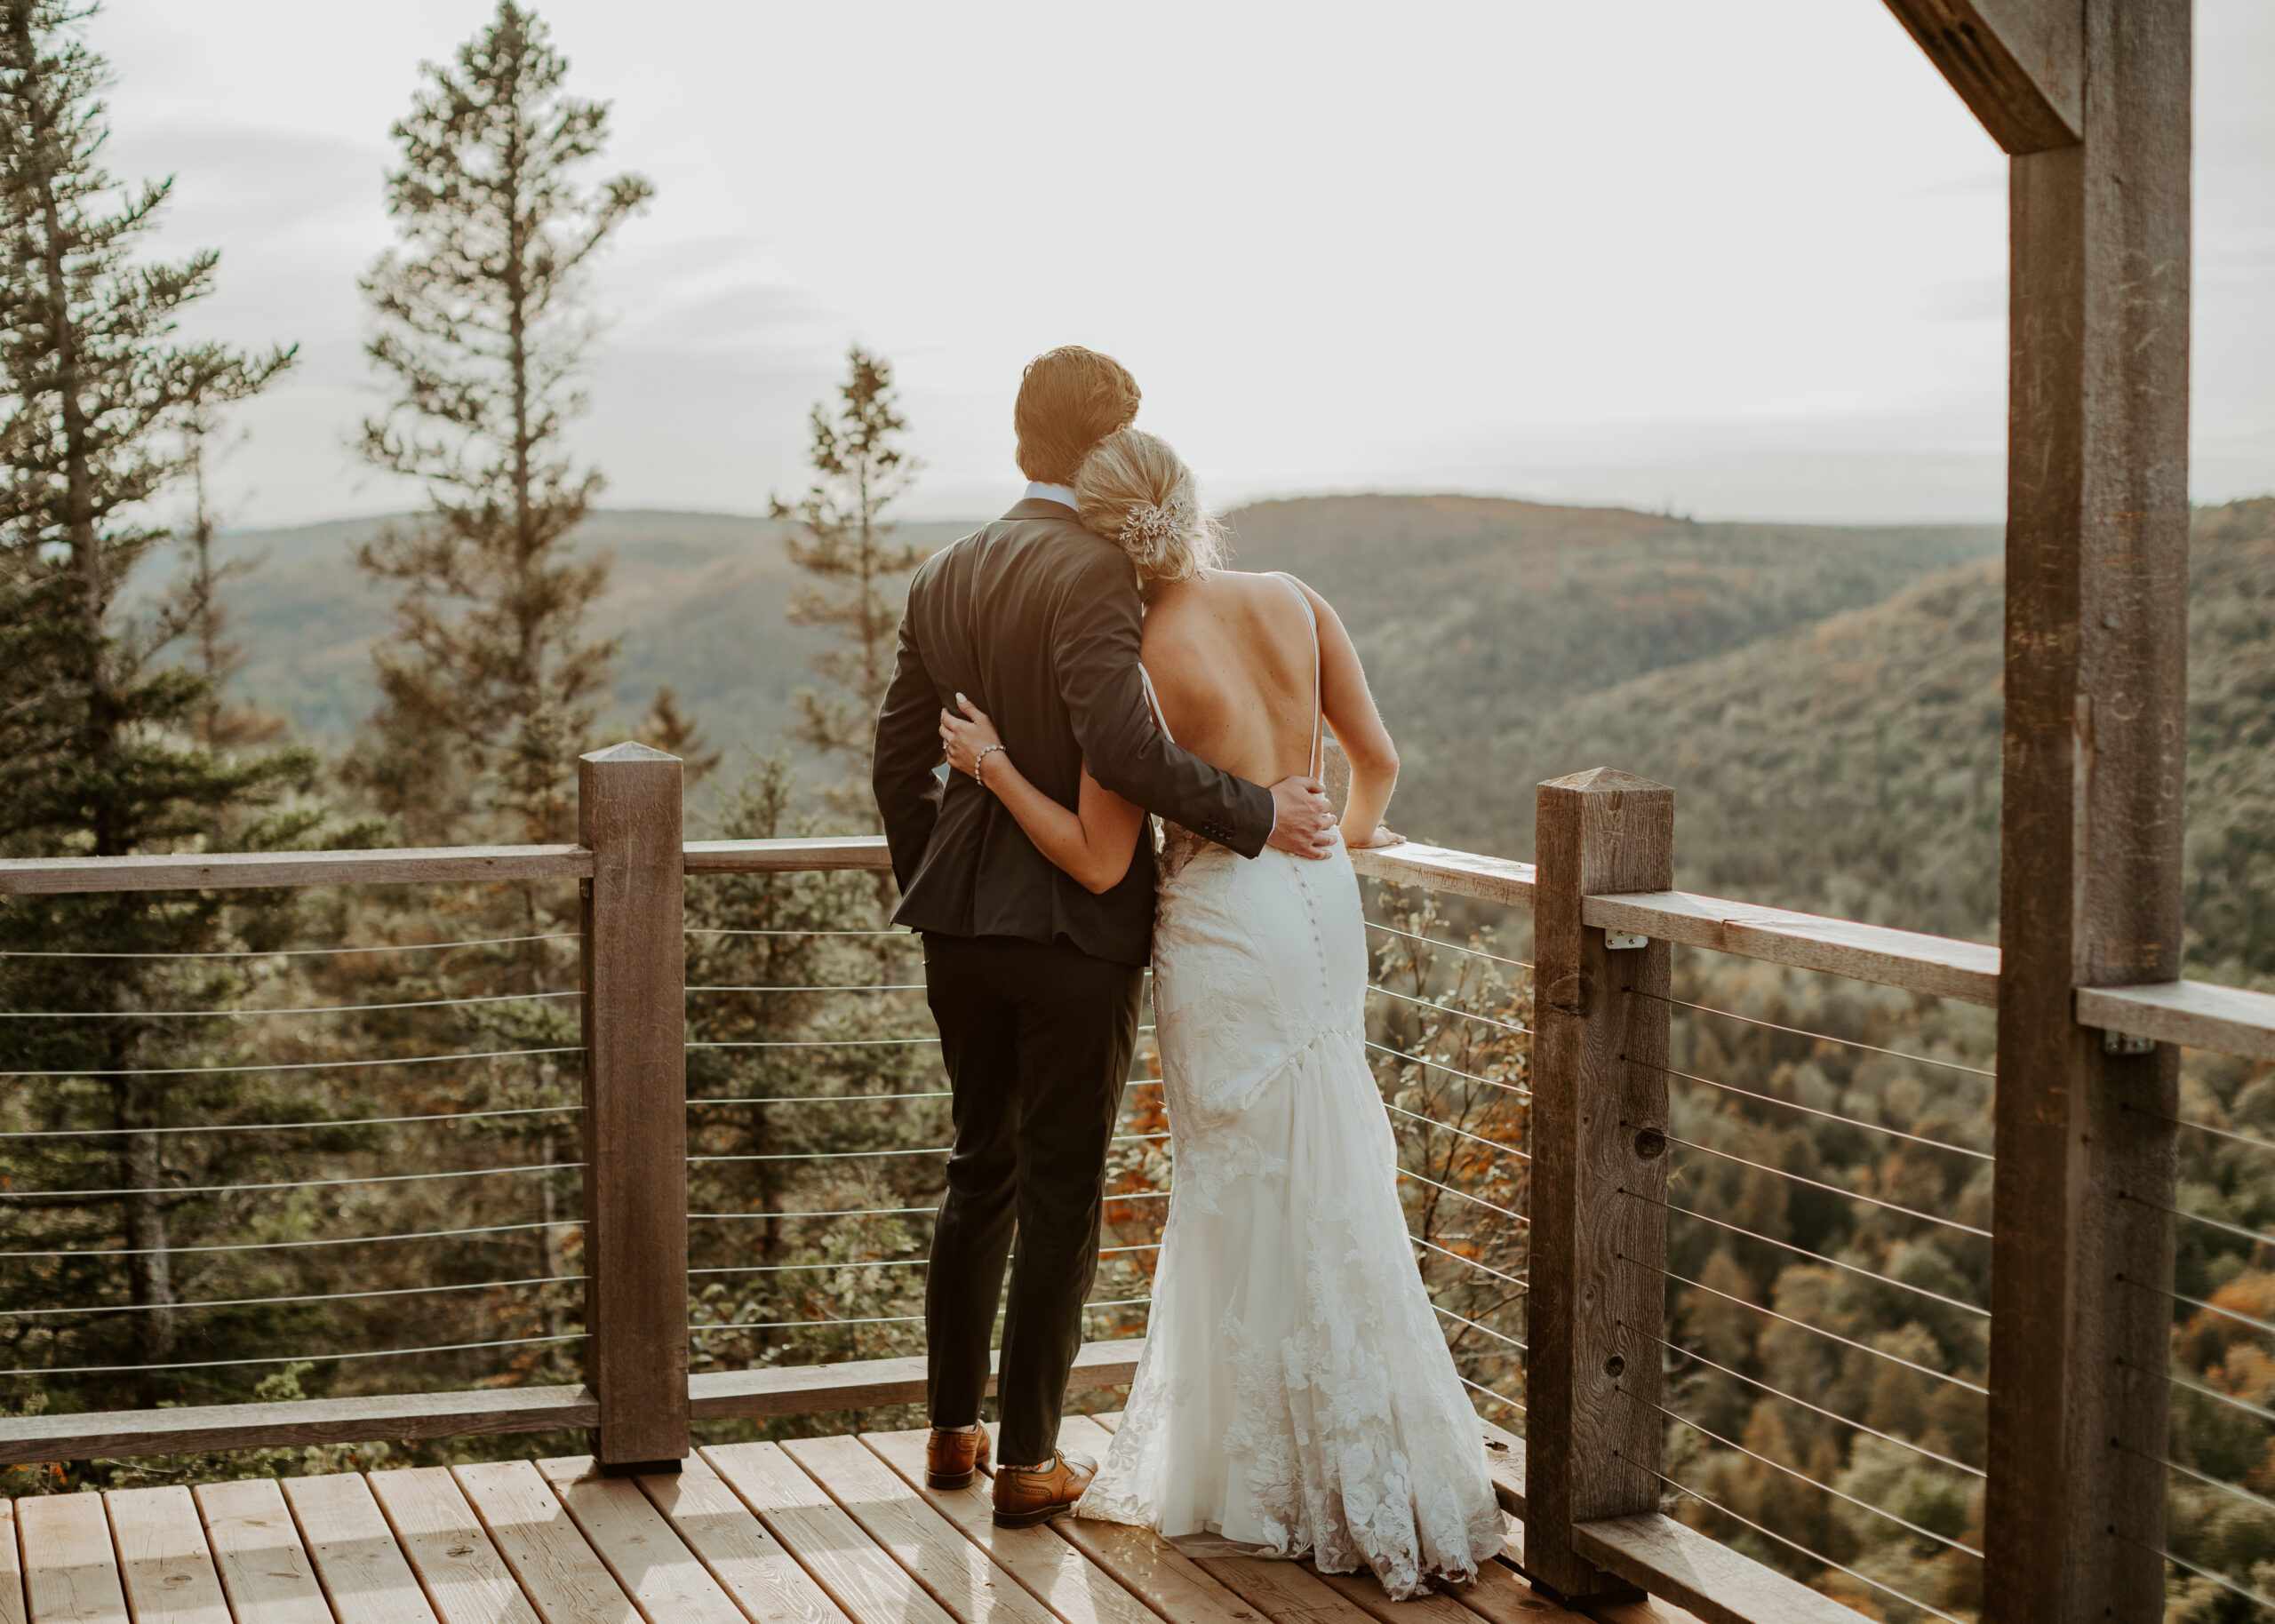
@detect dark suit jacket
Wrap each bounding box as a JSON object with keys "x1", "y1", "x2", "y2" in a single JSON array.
[{"x1": 872, "y1": 498, "x2": 1274, "y2": 966}]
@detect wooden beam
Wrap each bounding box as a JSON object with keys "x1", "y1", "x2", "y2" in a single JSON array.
[
  {"x1": 2076, "y1": 980, "x2": 2275, "y2": 1063},
  {"x1": 579, "y1": 743, "x2": 690, "y2": 1469},
  {"x1": 1880, "y1": 0, "x2": 2082, "y2": 154},
  {"x1": 1987, "y1": 2, "x2": 2192, "y2": 1620},
  {"x1": 682, "y1": 837, "x2": 891, "y2": 875},
  {"x1": 1569, "y1": 1515, "x2": 1862, "y2": 1624},
  {"x1": 0, "y1": 845, "x2": 592, "y2": 896},
  {"x1": 0, "y1": 1386, "x2": 597, "y2": 1466},
  {"x1": 1350, "y1": 841, "x2": 1537, "y2": 911},
  {"x1": 1584, "y1": 890, "x2": 2000, "y2": 1006},
  {"x1": 688, "y1": 1338, "x2": 1143, "y2": 1421},
  {"x1": 1524, "y1": 768, "x2": 1672, "y2": 1605}
]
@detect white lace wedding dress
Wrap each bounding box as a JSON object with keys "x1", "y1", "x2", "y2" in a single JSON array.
[{"x1": 1075, "y1": 578, "x2": 1506, "y2": 1600}]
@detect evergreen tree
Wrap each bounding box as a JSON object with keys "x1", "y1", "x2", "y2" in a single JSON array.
[
  {"x1": 350, "y1": 0, "x2": 653, "y2": 848},
  {"x1": 0, "y1": 0, "x2": 333, "y2": 1403},
  {"x1": 773, "y1": 346, "x2": 925, "y2": 824}
]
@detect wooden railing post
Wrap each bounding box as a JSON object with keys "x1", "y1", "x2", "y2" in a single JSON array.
[
  {"x1": 1982, "y1": 1, "x2": 2191, "y2": 1615},
  {"x1": 578, "y1": 742, "x2": 689, "y2": 1470},
  {"x1": 1524, "y1": 768, "x2": 1674, "y2": 1604}
]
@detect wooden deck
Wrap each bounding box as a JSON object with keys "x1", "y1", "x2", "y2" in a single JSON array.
[{"x1": 0, "y1": 1413, "x2": 1671, "y2": 1624}]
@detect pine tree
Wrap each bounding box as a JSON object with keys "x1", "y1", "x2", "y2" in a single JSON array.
[
  {"x1": 350, "y1": 0, "x2": 654, "y2": 848},
  {"x1": 773, "y1": 346, "x2": 926, "y2": 824},
  {"x1": 0, "y1": 0, "x2": 335, "y2": 1403}
]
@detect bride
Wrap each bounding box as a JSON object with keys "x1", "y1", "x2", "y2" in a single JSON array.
[{"x1": 935, "y1": 428, "x2": 1506, "y2": 1598}]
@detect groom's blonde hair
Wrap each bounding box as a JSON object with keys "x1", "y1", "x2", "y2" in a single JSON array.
[{"x1": 1074, "y1": 429, "x2": 1228, "y2": 597}]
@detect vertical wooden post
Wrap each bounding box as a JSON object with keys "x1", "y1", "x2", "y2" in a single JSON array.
[
  {"x1": 1984, "y1": 3, "x2": 2191, "y2": 1617},
  {"x1": 579, "y1": 742, "x2": 689, "y2": 1470},
  {"x1": 1525, "y1": 768, "x2": 1673, "y2": 1604}
]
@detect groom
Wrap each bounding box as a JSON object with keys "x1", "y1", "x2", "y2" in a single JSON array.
[{"x1": 873, "y1": 346, "x2": 1336, "y2": 1527}]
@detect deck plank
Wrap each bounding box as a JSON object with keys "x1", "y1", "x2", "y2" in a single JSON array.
[
  {"x1": 279, "y1": 1474, "x2": 442, "y2": 1624},
  {"x1": 1305, "y1": 1567, "x2": 1478, "y2": 1624},
  {"x1": 192, "y1": 1481, "x2": 331, "y2": 1624},
  {"x1": 860, "y1": 1429, "x2": 1157, "y2": 1624},
  {"x1": 782, "y1": 1437, "x2": 1058, "y2": 1624},
  {"x1": 531, "y1": 1458, "x2": 745, "y2": 1624},
  {"x1": 450, "y1": 1464, "x2": 636, "y2": 1624},
  {"x1": 699, "y1": 1443, "x2": 955, "y2": 1624},
  {"x1": 19, "y1": 1495, "x2": 130, "y2": 1624},
  {"x1": 366, "y1": 1469, "x2": 543, "y2": 1624},
  {"x1": 633, "y1": 1459, "x2": 850, "y2": 1624},
  {"x1": 0, "y1": 1500, "x2": 26, "y2": 1624},
  {"x1": 104, "y1": 1488, "x2": 228, "y2": 1624}
]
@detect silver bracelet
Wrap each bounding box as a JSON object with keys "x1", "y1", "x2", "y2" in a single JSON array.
[{"x1": 971, "y1": 744, "x2": 1007, "y2": 787}]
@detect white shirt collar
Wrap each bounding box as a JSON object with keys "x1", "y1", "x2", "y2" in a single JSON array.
[{"x1": 1023, "y1": 481, "x2": 1078, "y2": 508}]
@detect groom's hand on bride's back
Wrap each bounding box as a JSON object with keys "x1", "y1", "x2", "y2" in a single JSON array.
[{"x1": 1265, "y1": 776, "x2": 1337, "y2": 859}]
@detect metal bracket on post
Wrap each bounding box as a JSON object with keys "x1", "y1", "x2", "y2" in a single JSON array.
[
  {"x1": 1604, "y1": 933, "x2": 1648, "y2": 951},
  {"x1": 2101, "y1": 1030, "x2": 2156, "y2": 1056}
]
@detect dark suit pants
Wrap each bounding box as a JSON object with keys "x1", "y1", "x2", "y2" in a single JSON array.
[{"x1": 922, "y1": 932, "x2": 1141, "y2": 1468}]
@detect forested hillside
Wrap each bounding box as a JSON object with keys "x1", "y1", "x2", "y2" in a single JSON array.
[
  {"x1": 1405, "y1": 498, "x2": 2275, "y2": 985},
  {"x1": 213, "y1": 496, "x2": 1999, "y2": 772}
]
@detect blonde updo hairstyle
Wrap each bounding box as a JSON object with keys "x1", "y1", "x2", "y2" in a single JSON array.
[{"x1": 1074, "y1": 428, "x2": 1228, "y2": 598}]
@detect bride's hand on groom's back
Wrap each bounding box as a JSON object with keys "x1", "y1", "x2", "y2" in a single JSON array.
[{"x1": 1265, "y1": 776, "x2": 1337, "y2": 860}]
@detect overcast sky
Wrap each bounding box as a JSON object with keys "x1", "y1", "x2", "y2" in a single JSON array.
[{"x1": 103, "y1": 1, "x2": 2272, "y2": 529}]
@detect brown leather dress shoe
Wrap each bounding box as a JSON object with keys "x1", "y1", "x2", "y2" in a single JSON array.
[
  {"x1": 926, "y1": 1425, "x2": 991, "y2": 1490},
  {"x1": 991, "y1": 1448, "x2": 1096, "y2": 1529}
]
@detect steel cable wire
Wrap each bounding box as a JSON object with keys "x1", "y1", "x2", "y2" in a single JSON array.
[
  {"x1": 2156, "y1": 1365, "x2": 2275, "y2": 1427},
  {"x1": 1610, "y1": 1453, "x2": 1968, "y2": 1624},
  {"x1": 688, "y1": 1130, "x2": 1169, "y2": 1166},
  {"x1": 1624, "y1": 986, "x2": 1994, "y2": 1079},
  {"x1": 2127, "y1": 1104, "x2": 2275, "y2": 1157},
  {"x1": 687, "y1": 984, "x2": 926, "y2": 994},
  {"x1": 0, "y1": 1273, "x2": 587, "y2": 1318},
  {"x1": 1397, "y1": 1167, "x2": 1529, "y2": 1223},
  {"x1": 1623, "y1": 1054, "x2": 1990, "y2": 1160},
  {"x1": 1616, "y1": 1386, "x2": 1984, "y2": 1556},
  {"x1": 1365, "y1": 920, "x2": 1532, "y2": 971},
  {"x1": 1, "y1": 990, "x2": 579, "y2": 1019},
  {"x1": 0, "y1": 1160, "x2": 582, "y2": 1200},
  {"x1": 1631, "y1": 1325, "x2": 1983, "y2": 1477},
  {"x1": 1364, "y1": 1039, "x2": 1530, "y2": 1096},
  {"x1": 1410, "y1": 1231, "x2": 1528, "y2": 1290},
  {"x1": 1649, "y1": 1127, "x2": 1992, "y2": 1238},
  {"x1": 2117, "y1": 1190, "x2": 2275, "y2": 1251},
  {"x1": 0, "y1": 1218, "x2": 573, "y2": 1261},
  {"x1": 1432, "y1": 1302, "x2": 1526, "y2": 1351},
  {"x1": 1385, "y1": 1103, "x2": 1532, "y2": 1162},
  {"x1": 0, "y1": 1102, "x2": 583, "y2": 1139},
  {"x1": 2116, "y1": 1271, "x2": 2275, "y2": 1338},
  {"x1": 1636, "y1": 1256, "x2": 1990, "y2": 1394},
  {"x1": 1368, "y1": 985, "x2": 1531, "y2": 1036},
  {"x1": 0, "y1": 1332, "x2": 585, "y2": 1378},
  {"x1": 0, "y1": 933, "x2": 578, "y2": 959},
  {"x1": 1452, "y1": 1371, "x2": 1525, "y2": 1414},
  {"x1": 2118, "y1": 1441, "x2": 2275, "y2": 1520},
  {"x1": 0, "y1": 1045, "x2": 583, "y2": 1079},
  {"x1": 2111, "y1": 1531, "x2": 2275, "y2": 1613},
  {"x1": 690, "y1": 1091, "x2": 953, "y2": 1107},
  {"x1": 1614, "y1": 1185, "x2": 1990, "y2": 1319}
]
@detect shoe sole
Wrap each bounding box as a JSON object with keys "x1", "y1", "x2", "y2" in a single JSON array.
[
  {"x1": 991, "y1": 1501, "x2": 1074, "y2": 1530},
  {"x1": 927, "y1": 1468, "x2": 980, "y2": 1490}
]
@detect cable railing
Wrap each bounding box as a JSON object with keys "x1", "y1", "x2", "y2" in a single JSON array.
[{"x1": 6, "y1": 748, "x2": 2275, "y2": 1624}]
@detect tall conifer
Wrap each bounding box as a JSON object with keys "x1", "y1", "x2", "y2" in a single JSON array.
[
  {"x1": 773, "y1": 346, "x2": 925, "y2": 824},
  {"x1": 352, "y1": 1, "x2": 653, "y2": 848},
  {"x1": 0, "y1": 0, "x2": 327, "y2": 1399}
]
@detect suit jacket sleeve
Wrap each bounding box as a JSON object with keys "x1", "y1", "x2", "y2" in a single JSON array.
[
  {"x1": 872, "y1": 609, "x2": 945, "y2": 891},
  {"x1": 1053, "y1": 547, "x2": 1274, "y2": 857}
]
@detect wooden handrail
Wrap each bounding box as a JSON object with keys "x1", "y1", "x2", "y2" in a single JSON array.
[{"x1": 2076, "y1": 979, "x2": 2275, "y2": 1063}]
